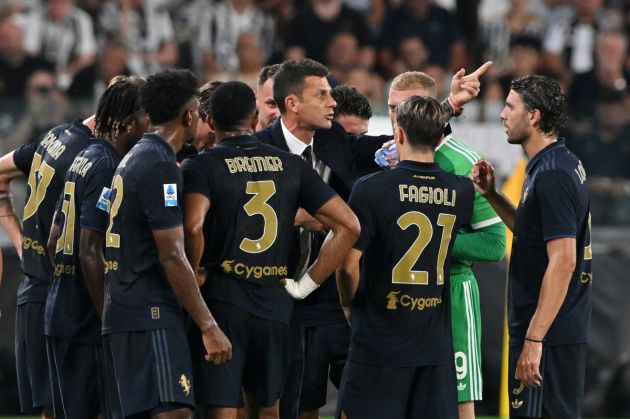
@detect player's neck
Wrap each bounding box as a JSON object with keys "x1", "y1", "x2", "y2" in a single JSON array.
[
  {"x1": 399, "y1": 147, "x2": 435, "y2": 164},
  {"x1": 146, "y1": 125, "x2": 186, "y2": 154},
  {"x1": 282, "y1": 115, "x2": 315, "y2": 144},
  {"x1": 523, "y1": 132, "x2": 557, "y2": 159}
]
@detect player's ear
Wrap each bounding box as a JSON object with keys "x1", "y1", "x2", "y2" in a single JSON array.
[
  {"x1": 529, "y1": 108, "x2": 541, "y2": 127},
  {"x1": 208, "y1": 117, "x2": 217, "y2": 132},
  {"x1": 183, "y1": 108, "x2": 193, "y2": 127},
  {"x1": 286, "y1": 94, "x2": 298, "y2": 114},
  {"x1": 395, "y1": 126, "x2": 405, "y2": 147},
  {"x1": 250, "y1": 111, "x2": 259, "y2": 131}
]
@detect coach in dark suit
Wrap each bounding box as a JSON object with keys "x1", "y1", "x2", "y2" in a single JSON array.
[{"x1": 254, "y1": 59, "x2": 369, "y2": 419}]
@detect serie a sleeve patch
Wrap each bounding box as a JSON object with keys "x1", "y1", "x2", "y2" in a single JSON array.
[
  {"x1": 96, "y1": 187, "x2": 112, "y2": 212},
  {"x1": 163, "y1": 184, "x2": 178, "y2": 207}
]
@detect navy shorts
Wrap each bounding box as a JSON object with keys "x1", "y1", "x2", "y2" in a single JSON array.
[
  {"x1": 103, "y1": 328, "x2": 195, "y2": 417},
  {"x1": 193, "y1": 300, "x2": 289, "y2": 408},
  {"x1": 299, "y1": 322, "x2": 350, "y2": 411},
  {"x1": 336, "y1": 360, "x2": 458, "y2": 419},
  {"x1": 279, "y1": 319, "x2": 304, "y2": 419},
  {"x1": 508, "y1": 343, "x2": 587, "y2": 419},
  {"x1": 15, "y1": 302, "x2": 52, "y2": 412},
  {"x1": 46, "y1": 336, "x2": 107, "y2": 418}
]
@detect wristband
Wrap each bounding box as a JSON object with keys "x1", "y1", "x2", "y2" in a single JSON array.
[
  {"x1": 284, "y1": 272, "x2": 319, "y2": 300},
  {"x1": 441, "y1": 97, "x2": 463, "y2": 118},
  {"x1": 447, "y1": 95, "x2": 464, "y2": 116},
  {"x1": 525, "y1": 337, "x2": 544, "y2": 343}
]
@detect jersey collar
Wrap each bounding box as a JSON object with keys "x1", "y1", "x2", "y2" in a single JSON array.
[
  {"x1": 525, "y1": 138, "x2": 566, "y2": 175},
  {"x1": 142, "y1": 133, "x2": 176, "y2": 158},
  {"x1": 395, "y1": 160, "x2": 441, "y2": 172},
  {"x1": 217, "y1": 134, "x2": 259, "y2": 147}
]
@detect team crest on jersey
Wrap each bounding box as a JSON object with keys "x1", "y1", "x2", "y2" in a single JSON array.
[
  {"x1": 96, "y1": 187, "x2": 112, "y2": 212},
  {"x1": 386, "y1": 291, "x2": 400, "y2": 309},
  {"x1": 179, "y1": 374, "x2": 191, "y2": 396},
  {"x1": 163, "y1": 184, "x2": 178, "y2": 207}
]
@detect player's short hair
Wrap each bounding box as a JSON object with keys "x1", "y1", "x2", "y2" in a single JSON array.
[
  {"x1": 140, "y1": 69, "x2": 198, "y2": 124},
  {"x1": 258, "y1": 64, "x2": 282, "y2": 88},
  {"x1": 396, "y1": 95, "x2": 444, "y2": 151},
  {"x1": 390, "y1": 71, "x2": 437, "y2": 98},
  {"x1": 209, "y1": 81, "x2": 257, "y2": 132},
  {"x1": 331, "y1": 85, "x2": 372, "y2": 120},
  {"x1": 510, "y1": 74, "x2": 567, "y2": 137},
  {"x1": 94, "y1": 75, "x2": 145, "y2": 140},
  {"x1": 273, "y1": 59, "x2": 329, "y2": 114},
  {"x1": 198, "y1": 80, "x2": 224, "y2": 120}
]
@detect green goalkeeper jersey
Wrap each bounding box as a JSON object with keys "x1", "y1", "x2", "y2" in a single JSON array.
[{"x1": 435, "y1": 135, "x2": 505, "y2": 277}]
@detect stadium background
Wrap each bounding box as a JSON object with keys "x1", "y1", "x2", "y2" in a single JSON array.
[{"x1": 2, "y1": 0, "x2": 630, "y2": 416}]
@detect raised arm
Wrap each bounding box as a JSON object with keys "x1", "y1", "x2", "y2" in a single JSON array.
[{"x1": 472, "y1": 159, "x2": 516, "y2": 231}]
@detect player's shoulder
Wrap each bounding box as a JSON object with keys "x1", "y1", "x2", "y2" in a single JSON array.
[
  {"x1": 83, "y1": 139, "x2": 120, "y2": 166},
  {"x1": 533, "y1": 141, "x2": 583, "y2": 183},
  {"x1": 123, "y1": 135, "x2": 177, "y2": 178},
  {"x1": 436, "y1": 135, "x2": 481, "y2": 176}
]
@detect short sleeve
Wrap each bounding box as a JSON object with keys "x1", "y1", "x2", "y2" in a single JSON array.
[
  {"x1": 80, "y1": 164, "x2": 116, "y2": 232},
  {"x1": 181, "y1": 156, "x2": 213, "y2": 200},
  {"x1": 13, "y1": 140, "x2": 40, "y2": 175},
  {"x1": 347, "y1": 179, "x2": 374, "y2": 251},
  {"x1": 298, "y1": 158, "x2": 337, "y2": 216},
  {"x1": 138, "y1": 161, "x2": 183, "y2": 230},
  {"x1": 535, "y1": 170, "x2": 577, "y2": 241}
]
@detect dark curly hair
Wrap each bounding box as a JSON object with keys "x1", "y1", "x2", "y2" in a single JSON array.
[
  {"x1": 273, "y1": 59, "x2": 329, "y2": 114},
  {"x1": 510, "y1": 74, "x2": 567, "y2": 137},
  {"x1": 140, "y1": 69, "x2": 198, "y2": 124},
  {"x1": 94, "y1": 75, "x2": 145, "y2": 141},
  {"x1": 331, "y1": 84, "x2": 372, "y2": 120},
  {"x1": 210, "y1": 81, "x2": 257, "y2": 132}
]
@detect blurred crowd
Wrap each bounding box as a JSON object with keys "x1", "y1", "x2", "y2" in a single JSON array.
[{"x1": 0, "y1": 0, "x2": 629, "y2": 223}]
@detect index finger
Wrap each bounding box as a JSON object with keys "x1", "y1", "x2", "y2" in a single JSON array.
[{"x1": 471, "y1": 61, "x2": 493, "y2": 77}]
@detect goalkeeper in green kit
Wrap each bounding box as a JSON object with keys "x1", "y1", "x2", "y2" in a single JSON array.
[{"x1": 381, "y1": 68, "x2": 506, "y2": 419}]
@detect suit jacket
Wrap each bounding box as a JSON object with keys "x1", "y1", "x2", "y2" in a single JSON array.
[{"x1": 254, "y1": 118, "x2": 385, "y2": 325}]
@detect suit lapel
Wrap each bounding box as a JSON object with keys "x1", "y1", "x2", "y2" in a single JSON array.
[{"x1": 270, "y1": 118, "x2": 290, "y2": 152}]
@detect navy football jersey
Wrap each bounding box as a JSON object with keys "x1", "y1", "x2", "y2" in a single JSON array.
[
  {"x1": 509, "y1": 139, "x2": 592, "y2": 345},
  {"x1": 45, "y1": 139, "x2": 121, "y2": 343},
  {"x1": 13, "y1": 137, "x2": 42, "y2": 176},
  {"x1": 18, "y1": 120, "x2": 93, "y2": 304},
  {"x1": 102, "y1": 134, "x2": 186, "y2": 333},
  {"x1": 347, "y1": 160, "x2": 474, "y2": 367},
  {"x1": 181, "y1": 135, "x2": 337, "y2": 325}
]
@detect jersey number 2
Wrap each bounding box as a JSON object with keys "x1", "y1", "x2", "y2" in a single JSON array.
[
  {"x1": 392, "y1": 212, "x2": 456, "y2": 285},
  {"x1": 105, "y1": 175, "x2": 123, "y2": 248}
]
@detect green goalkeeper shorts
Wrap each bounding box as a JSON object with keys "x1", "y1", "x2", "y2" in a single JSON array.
[{"x1": 450, "y1": 274, "x2": 483, "y2": 402}]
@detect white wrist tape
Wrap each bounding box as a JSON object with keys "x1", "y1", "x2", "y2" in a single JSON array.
[{"x1": 284, "y1": 272, "x2": 319, "y2": 300}]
